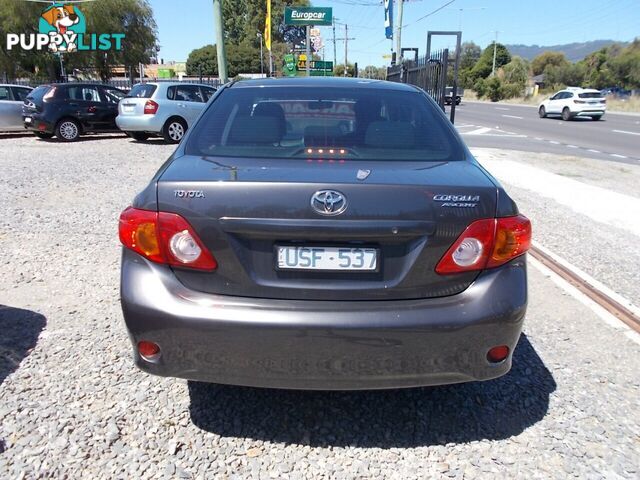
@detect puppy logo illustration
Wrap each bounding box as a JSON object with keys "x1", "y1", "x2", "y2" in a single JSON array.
[{"x1": 39, "y1": 3, "x2": 86, "y2": 52}]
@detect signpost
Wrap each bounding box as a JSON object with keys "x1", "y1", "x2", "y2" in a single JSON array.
[
  {"x1": 284, "y1": 7, "x2": 333, "y2": 26},
  {"x1": 284, "y1": 6, "x2": 333, "y2": 77}
]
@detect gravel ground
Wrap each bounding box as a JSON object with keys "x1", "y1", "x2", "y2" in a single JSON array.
[
  {"x1": 1, "y1": 135, "x2": 639, "y2": 479},
  {"x1": 473, "y1": 148, "x2": 640, "y2": 306}
]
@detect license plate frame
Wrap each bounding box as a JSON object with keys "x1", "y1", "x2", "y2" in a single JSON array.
[
  {"x1": 24, "y1": 117, "x2": 32, "y2": 124},
  {"x1": 275, "y1": 245, "x2": 380, "y2": 272}
]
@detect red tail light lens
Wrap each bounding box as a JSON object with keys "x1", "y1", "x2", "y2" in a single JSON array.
[
  {"x1": 119, "y1": 207, "x2": 217, "y2": 270},
  {"x1": 435, "y1": 215, "x2": 531, "y2": 274},
  {"x1": 143, "y1": 100, "x2": 159, "y2": 114}
]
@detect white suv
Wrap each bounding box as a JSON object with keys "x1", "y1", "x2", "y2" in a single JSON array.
[{"x1": 538, "y1": 87, "x2": 606, "y2": 121}]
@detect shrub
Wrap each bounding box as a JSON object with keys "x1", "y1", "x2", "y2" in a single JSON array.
[
  {"x1": 474, "y1": 78, "x2": 488, "y2": 98},
  {"x1": 501, "y1": 82, "x2": 524, "y2": 99},
  {"x1": 486, "y1": 76, "x2": 503, "y2": 102}
]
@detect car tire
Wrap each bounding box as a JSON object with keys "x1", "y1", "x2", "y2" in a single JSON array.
[
  {"x1": 34, "y1": 132, "x2": 54, "y2": 139},
  {"x1": 561, "y1": 107, "x2": 572, "y2": 121},
  {"x1": 127, "y1": 132, "x2": 150, "y2": 141},
  {"x1": 591, "y1": 116, "x2": 601, "y2": 121},
  {"x1": 163, "y1": 117, "x2": 187, "y2": 144},
  {"x1": 538, "y1": 106, "x2": 546, "y2": 118},
  {"x1": 55, "y1": 118, "x2": 81, "y2": 142}
]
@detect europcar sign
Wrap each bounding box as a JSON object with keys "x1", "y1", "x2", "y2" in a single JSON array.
[{"x1": 284, "y1": 7, "x2": 333, "y2": 26}]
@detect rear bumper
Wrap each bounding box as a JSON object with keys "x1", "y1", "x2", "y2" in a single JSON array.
[
  {"x1": 115, "y1": 114, "x2": 165, "y2": 133},
  {"x1": 574, "y1": 109, "x2": 605, "y2": 117},
  {"x1": 23, "y1": 115, "x2": 54, "y2": 134},
  {"x1": 120, "y1": 249, "x2": 528, "y2": 390}
]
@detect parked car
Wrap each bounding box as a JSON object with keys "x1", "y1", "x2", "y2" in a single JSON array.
[
  {"x1": 600, "y1": 86, "x2": 631, "y2": 99},
  {"x1": 119, "y1": 77, "x2": 531, "y2": 390},
  {"x1": 0, "y1": 84, "x2": 33, "y2": 132},
  {"x1": 22, "y1": 83, "x2": 126, "y2": 141},
  {"x1": 538, "y1": 87, "x2": 606, "y2": 121},
  {"x1": 116, "y1": 82, "x2": 217, "y2": 143},
  {"x1": 444, "y1": 86, "x2": 463, "y2": 105}
]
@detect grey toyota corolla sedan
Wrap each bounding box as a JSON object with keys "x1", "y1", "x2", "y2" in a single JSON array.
[{"x1": 119, "y1": 77, "x2": 531, "y2": 390}]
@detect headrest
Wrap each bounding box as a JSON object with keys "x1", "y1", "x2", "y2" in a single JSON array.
[
  {"x1": 228, "y1": 116, "x2": 281, "y2": 145},
  {"x1": 364, "y1": 122, "x2": 415, "y2": 148}
]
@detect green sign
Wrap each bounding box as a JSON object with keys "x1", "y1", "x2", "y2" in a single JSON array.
[
  {"x1": 283, "y1": 54, "x2": 297, "y2": 77},
  {"x1": 284, "y1": 7, "x2": 333, "y2": 26}
]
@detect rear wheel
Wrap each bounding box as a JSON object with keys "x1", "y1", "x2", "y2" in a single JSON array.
[
  {"x1": 126, "y1": 131, "x2": 150, "y2": 141},
  {"x1": 591, "y1": 116, "x2": 601, "y2": 121},
  {"x1": 163, "y1": 117, "x2": 187, "y2": 144},
  {"x1": 55, "y1": 118, "x2": 80, "y2": 141},
  {"x1": 561, "y1": 107, "x2": 572, "y2": 121},
  {"x1": 34, "y1": 132, "x2": 54, "y2": 139},
  {"x1": 538, "y1": 106, "x2": 546, "y2": 118}
]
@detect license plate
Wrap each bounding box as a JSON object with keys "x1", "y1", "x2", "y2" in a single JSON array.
[
  {"x1": 24, "y1": 117, "x2": 32, "y2": 123},
  {"x1": 122, "y1": 104, "x2": 135, "y2": 112},
  {"x1": 277, "y1": 246, "x2": 378, "y2": 271}
]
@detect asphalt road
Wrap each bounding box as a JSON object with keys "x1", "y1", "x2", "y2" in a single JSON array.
[{"x1": 454, "y1": 101, "x2": 640, "y2": 165}]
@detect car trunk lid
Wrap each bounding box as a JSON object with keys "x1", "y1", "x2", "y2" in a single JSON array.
[{"x1": 155, "y1": 155, "x2": 498, "y2": 301}]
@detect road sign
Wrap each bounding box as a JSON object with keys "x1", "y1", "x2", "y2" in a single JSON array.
[{"x1": 284, "y1": 7, "x2": 333, "y2": 26}]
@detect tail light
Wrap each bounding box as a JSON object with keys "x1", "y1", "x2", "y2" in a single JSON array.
[
  {"x1": 119, "y1": 207, "x2": 217, "y2": 270},
  {"x1": 573, "y1": 100, "x2": 586, "y2": 104},
  {"x1": 143, "y1": 100, "x2": 159, "y2": 114},
  {"x1": 435, "y1": 215, "x2": 531, "y2": 274},
  {"x1": 602, "y1": 99, "x2": 607, "y2": 104}
]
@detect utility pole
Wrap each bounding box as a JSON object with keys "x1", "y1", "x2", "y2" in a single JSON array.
[
  {"x1": 344, "y1": 23, "x2": 348, "y2": 76},
  {"x1": 306, "y1": 25, "x2": 311, "y2": 76},
  {"x1": 212, "y1": 0, "x2": 228, "y2": 83},
  {"x1": 491, "y1": 31, "x2": 499, "y2": 77},
  {"x1": 332, "y1": 18, "x2": 337, "y2": 69},
  {"x1": 396, "y1": 0, "x2": 404, "y2": 62}
]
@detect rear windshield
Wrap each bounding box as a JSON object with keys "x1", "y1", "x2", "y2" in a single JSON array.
[
  {"x1": 185, "y1": 86, "x2": 463, "y2": 162},
  {"x1": 26, "y1": 85, "x2": 51, "y2": 102},
  {"x1": 126, "y1": 84, "x2": 157, "y2": 98},
  {"x1": 578, "y1": 92, "x2": 603, "y2": 99}
]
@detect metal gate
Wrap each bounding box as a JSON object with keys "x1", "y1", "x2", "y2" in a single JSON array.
[{"x1": 386, "y1": 31, "x2": 461, "y2": 123}]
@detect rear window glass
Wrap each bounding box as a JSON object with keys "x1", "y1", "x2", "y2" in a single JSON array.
[
  {"x1": 185, "y1": 87, "x2": 463, "y2": 162},
  {"x1": 578, "y1": 92, "x2": 603, "y2": 99},
  {"x1": 27, "y1": 85, "x2": 51, "y2": 102},
  {"x1": 127, "y1": 84, "x2": 157, "y2": 98}
]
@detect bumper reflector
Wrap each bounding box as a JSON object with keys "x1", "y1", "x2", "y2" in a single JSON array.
[
  {"x1": 487, "y1": 345, "x2": 510, "y2": 363},
  {"x1": 137, "y1": 340, "x2": 161, "y2": 361}
]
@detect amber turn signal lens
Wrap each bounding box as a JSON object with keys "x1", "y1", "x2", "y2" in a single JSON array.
[{"x1": 134, "y1": 222, "x2": 160, "y2": 257}]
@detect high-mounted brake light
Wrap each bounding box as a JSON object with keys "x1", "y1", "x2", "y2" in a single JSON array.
[
  {"x1": 143, "y1": 100, "x2": 159, "y2": 114},
  {"x1": 119, "y1": 207, "x2": 217, "y2": 270},
  {"x1": 435, "y1": 215, "x2": 531, "y2": 274}
]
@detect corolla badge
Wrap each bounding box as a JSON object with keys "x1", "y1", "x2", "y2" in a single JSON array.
[
  {"x1": 311, "y1": 190, "x2": 347, "y2": 215},
  {"x1": 433, "y1": 193, "x2": 480, "y2": 208}
]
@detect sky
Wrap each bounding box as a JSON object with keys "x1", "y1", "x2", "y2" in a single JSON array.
[{"x1": 151, "y1": 0, "x2": 639, "y2": 67}]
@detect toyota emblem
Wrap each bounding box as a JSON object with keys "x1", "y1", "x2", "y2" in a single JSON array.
[{"x1": 310, "y1": 190, "x2": 347, "y2": 216}]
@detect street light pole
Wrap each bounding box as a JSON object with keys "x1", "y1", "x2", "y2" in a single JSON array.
[
  {"x1": 491, "y1": 31, "x2": 499, "y2": 77},
  {"x1": 257, "y1": 32, "x2": 264, "y2": 76}
]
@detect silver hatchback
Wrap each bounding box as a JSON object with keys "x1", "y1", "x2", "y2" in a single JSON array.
[{"x1": 116, "y1": 82, "x2": 217, "y2": 143}]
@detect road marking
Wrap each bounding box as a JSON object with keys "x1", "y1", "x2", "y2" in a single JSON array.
[
  {"x1": 587, "y1": 149, "x2": 601, "y2": 153},
  {"x1": 612, "y1": 129, "x2": 640, "y2": 136},
  {"x1": 566, "y1": 145, "x2": 578, "y2": 149},
  {"x1": 549, "y1": 140, "x2": 560, "y2": 144},
  {"x1": 534, "y1": 137, "x2": 544, "y2": 141},
  {"x1": 465, "y1": 127, "x2": 492, "y2": 135},
  {"x1": 611, "y1": 154, "x2": 628, "y2": 159},
  {"x1": 495, "y1": 107, "x2": 510, "y2": 111},
  {"x1": 501, "y1": 114, "x2": 523, "y2": 119}
]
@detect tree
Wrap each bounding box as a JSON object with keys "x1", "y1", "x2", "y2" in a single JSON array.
[
  {"x1": 501, "y1": 56, "x2": 529, "y2": 86},
  {"x1": 186, "y1": 45, "x2": 217, "y2": 76},
  {"x1": 334, "y1": 63, "x2": 355, "y2": 77},
  {"x1": 459, "y1": 42, "x2": 481, "y2": 70},
  {"x1": 0, "y1": 0, "x2": 157, "y2": 81},
  {"x1": 531, "y1": 51, "x2": 568, "y2": 76},
  {"x1": 470, "y1": 42, "x2": 511, "y2": 81}
]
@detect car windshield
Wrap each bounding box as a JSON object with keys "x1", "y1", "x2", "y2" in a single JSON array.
[
  {"x1": 126, "y1": 84, "x2": 157, "y2": 98},
  {"x1": 185, "y1": 86, "x2": 463, "y2": 162},
  {"x1": 578, "y1": 92, "x2": 603, "y2": 99}
]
